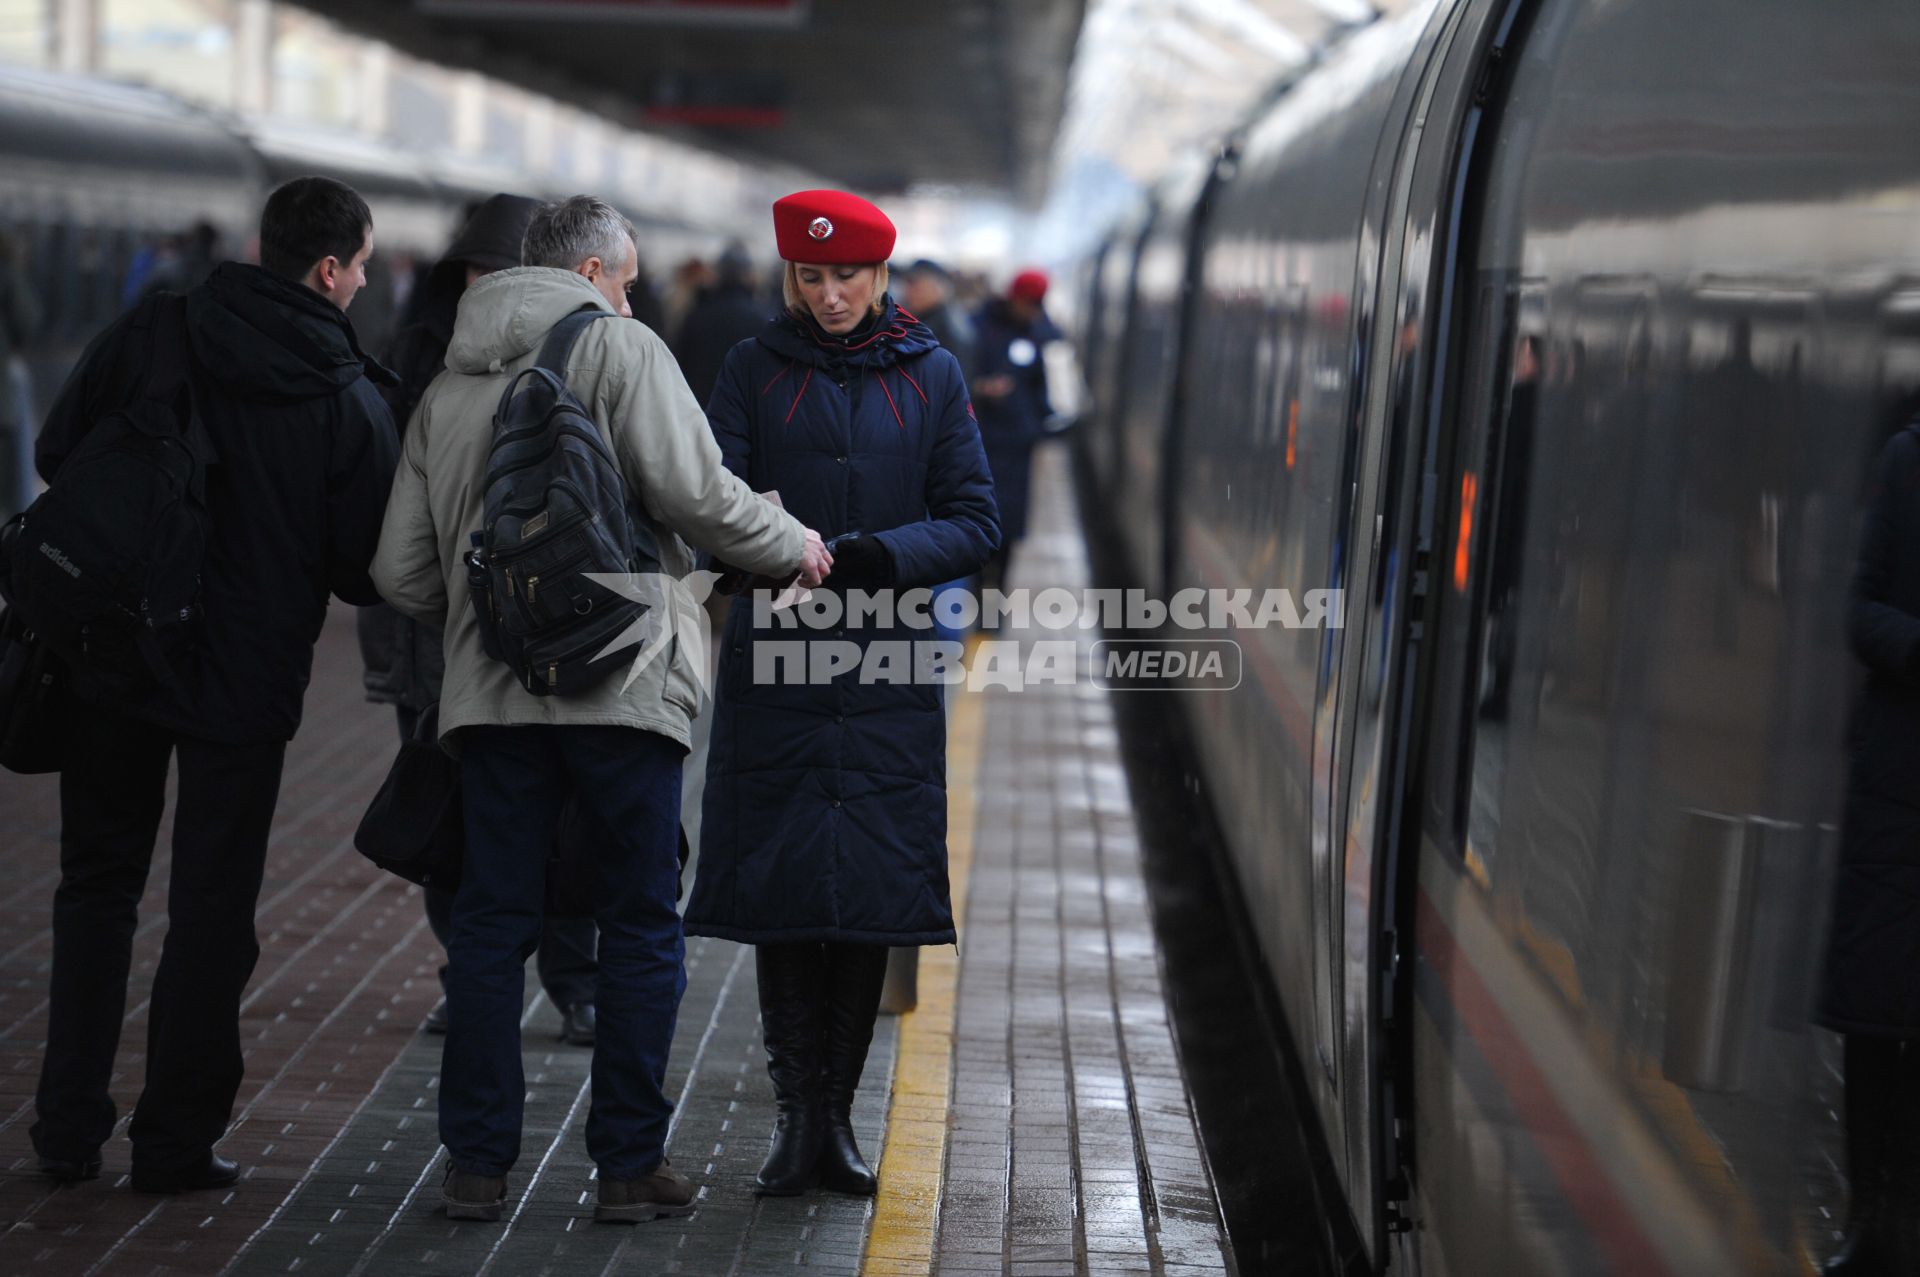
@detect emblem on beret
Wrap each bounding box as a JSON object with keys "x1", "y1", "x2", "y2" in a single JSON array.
[{"x1": 808, "y1": 216, "x2": 834, "y2": 240}]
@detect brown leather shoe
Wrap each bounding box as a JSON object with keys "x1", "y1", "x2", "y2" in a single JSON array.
[
  {"x1": 443, "y1": 1168, "x2": 507, "y2": 1222},
  {"x1": 594, "y1": 1160, "x2": 696, "y2": 1223}
]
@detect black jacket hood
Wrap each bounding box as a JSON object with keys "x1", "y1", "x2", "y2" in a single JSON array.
[
  {"x1": 444, "y1": 193, "x2": 541, "y2": 275},
  {"x1": 187, "y1": 262, "x2": 396, "y2": 405}
]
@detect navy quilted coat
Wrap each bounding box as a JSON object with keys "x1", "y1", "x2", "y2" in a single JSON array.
[
  {"x1": 1820, "y1": 419, "x2": 1920, "y2": 1036},
  {"x1": 684, "y1": 300, "x2": 1000, "y2": 946}
]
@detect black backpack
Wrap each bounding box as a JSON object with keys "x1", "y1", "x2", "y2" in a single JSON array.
[
  {"x1": 0, "y1": 295, "x2": 213, "y2": 694},
  {"x1": 466, "y1": 306, "x2": 662, "y2": 697}
]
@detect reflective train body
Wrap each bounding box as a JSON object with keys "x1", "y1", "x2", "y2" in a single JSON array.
[{"x1": 1076, "y1": 1, "x2": 1920, "y2": 1272}]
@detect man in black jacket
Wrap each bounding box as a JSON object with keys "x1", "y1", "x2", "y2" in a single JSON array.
[{"x1": 29, "y1": 176, "x2": 399, "y2": 1193}]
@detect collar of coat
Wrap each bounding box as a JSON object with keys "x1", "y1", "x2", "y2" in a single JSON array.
[
  {"x1": 187, "y1": 262, "x2": 399, "y2": 404},
  {"x1": 756, "y1": 295, "x2": 938, "y2": 373},
  {"x1": 754, "y1": 296, "x2": 942, "y2": 428}
]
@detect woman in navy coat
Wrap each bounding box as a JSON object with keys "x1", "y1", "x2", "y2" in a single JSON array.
[{"x1": 684, "y1": 190, "x2": 999, "y2": 1197}]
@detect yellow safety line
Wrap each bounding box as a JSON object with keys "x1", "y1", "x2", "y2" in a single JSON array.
[{"x1": 860, "y1": 640, "x2": 985, "y2": 1276}]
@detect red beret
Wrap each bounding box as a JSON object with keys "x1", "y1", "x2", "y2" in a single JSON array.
[
  {"x1": 1010, "y1": 269, "x2": 1049, "y2": 303},
  {"x1": 773, "y1": 189, "x2": 896, "y2": 264}
]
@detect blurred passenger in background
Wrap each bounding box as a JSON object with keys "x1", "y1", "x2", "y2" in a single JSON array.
[
  {"x1": 386, "y1": 248, "x2": 419, "y2": 323},
  {"x1": 971, "y1": 269, "x2": 1058, "y2": 593},
  {"x1": 671, "y1": 241, "x2": 764, "y2": 407},
  {"x1": 120, "y1": 233, "x2": 177, "y2": 308},
  {"x1": 627, "y1": 256, "x2": 667, "y2": 335},
  {"x1": 357, "y1": 192, "x2": 600, "y2": 1049},
  {"x1": 170, "y1": 221, "x2": 221, "y2": 294},
  {"x1": 951, "y1": 268, "x2": 989, "y2": 313},
  {"x1": 119, "y1": 221, "x2": 224, "y2": 309},
  {"x1": 662, "y1": 256, "x2": 712, "y2": 347},
  {"x1": 901, "y1": 259, "x2": 980, "y2": 647},
  {"x1": 1818, "y1": 411, "x2": 1920, "y2": 1275},
  {"x1": 29, "y1": 175, "x2": 397, "y2": 1195},
  {"x1": 0, "y1": 229, "x2": 40, "y2": 521},
  {"x1": 901, "y1": 258, "x2": 973, "y2": 370}
]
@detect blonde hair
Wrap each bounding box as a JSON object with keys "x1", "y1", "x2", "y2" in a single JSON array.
[{"x1": 783, "y1": 261, "x2": 889, "y2": 322}]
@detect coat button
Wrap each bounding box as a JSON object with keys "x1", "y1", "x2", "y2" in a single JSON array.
[
  {"x1": 732, "y1": 647, "x2": 742, "y2": 657},
  {"x1": 831, "y1": 799, "x2": 842, "y2": 808},
  {"x1": 834, "y1": 713, "x2": 845, "y2": 724},
  {"x1": 835, "y1": 455, "x2": 847, "y2": 464}
]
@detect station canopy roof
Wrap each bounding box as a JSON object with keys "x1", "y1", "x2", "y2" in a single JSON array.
[{"x1": 292, "y1": 0, "x2": 1089, "y2": 204}]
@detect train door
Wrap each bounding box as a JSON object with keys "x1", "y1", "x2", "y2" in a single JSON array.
[
  {"x1": 1326, "y1": 0, "x2": 1560, "y2": 1263},
  {"x1": 1307, "y1": 0, "x2": 1488, "y2": 1257}
]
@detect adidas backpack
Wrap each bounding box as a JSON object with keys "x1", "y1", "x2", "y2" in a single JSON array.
[
  {"x1": 465, "y1": 306, "x2": 663, "y2": 697},
  {"x1": 0, "y1": 294, "x2": 214, "y2": 694}
]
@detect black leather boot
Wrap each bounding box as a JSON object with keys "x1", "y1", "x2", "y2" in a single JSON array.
[
  {"x1": 818, "y1": 943, "x2": 890, "y2": 1196},
  {"x1": 1826, "y1": 1035, "x2": 1901, "y2": 1276},
  {"x1": 754, "y1": 943, "x2": 826, "y2": 1196}
]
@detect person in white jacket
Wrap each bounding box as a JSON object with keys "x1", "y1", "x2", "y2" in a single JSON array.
[{"x1": 371, "y1": 195, "x2": 831, "y2": 1225}]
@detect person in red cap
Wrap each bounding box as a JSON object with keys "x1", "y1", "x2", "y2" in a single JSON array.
[
  {"x1": 971, "y1": 268, "x2": 1061, "y2": 591},
  {"x1": 683, "y1": 188, "x2": 1000, "y2": 1198}
]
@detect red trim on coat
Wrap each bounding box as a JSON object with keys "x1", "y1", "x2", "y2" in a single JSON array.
[
  {"x1": 784, "y1": 367, "x2": 815, "y2": 424},
  {"x1": 873, "y1": 370, "x2": 905, "y2": 429},
  {"x1": 898, "y1": 366, "x2": 930, "y2": 405},
  {"x1": 760, "y1": 362, "x2": 794, "y2": 396}
]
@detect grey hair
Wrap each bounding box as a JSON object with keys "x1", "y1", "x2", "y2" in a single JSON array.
[{"x1": 521, "y1": 195, "x2": 637, "y2": 270}]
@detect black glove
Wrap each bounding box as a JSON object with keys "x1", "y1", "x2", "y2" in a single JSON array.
[{"x1": 826, "y1": 533, "x2": 894, "y2": 591}]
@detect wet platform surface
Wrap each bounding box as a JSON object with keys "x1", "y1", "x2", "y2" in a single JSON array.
[{"x1": 0, "y1": 444, "x2": 1234, "y2": 1275}]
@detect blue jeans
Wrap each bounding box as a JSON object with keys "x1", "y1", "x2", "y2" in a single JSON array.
[
  {"x1": 423, "y1": 884, "x2": 597, "y2": 1010},
  {"x1": 442, "y1": 726, "x2": 687, "y2": 1179},
  {"x1": 398, "y1": 706, "x2": 598, "y2": 1010}
]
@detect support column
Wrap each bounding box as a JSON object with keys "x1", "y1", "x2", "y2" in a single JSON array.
[
  {"x1": 357, "y1": 40, "x2": 390, "y2": 138},
  {"x1": 234, "y1": 0, "x2": 274, "y2": 116},
  {"x1": 451, "y1": 70, "x2": 486, "y2": 155},
  {"x1": 523, "y1": 93, "x2": 554, "y2": 175},
  {"x1": 52, "y1": 0, "x2": 99, "y2": 75}
]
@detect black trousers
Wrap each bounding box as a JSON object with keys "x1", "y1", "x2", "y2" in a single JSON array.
[{"x1": 31, "y1": 704, "x2": 285, "y2": 1171}]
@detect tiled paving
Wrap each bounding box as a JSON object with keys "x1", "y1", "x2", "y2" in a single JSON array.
[
  {"x1": 0, "y1": 442, "x2": 1234, "y2": 1275},
  {"x1": 930, "y1": 450, "x2": 1231, "y2": 1277}
]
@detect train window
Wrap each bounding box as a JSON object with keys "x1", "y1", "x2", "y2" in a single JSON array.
[{"x1": 1419, "y1": 277, "x2": 1530, "y2": 883}]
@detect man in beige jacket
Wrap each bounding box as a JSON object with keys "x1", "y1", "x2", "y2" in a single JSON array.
[{"x1": 371, "y1": 195, "x2": 829, "y2": 1225}]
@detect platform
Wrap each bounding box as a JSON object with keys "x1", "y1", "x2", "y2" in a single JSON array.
[{"x1": 0, "y1": 444, "x2": 1235, "y2": 1276}]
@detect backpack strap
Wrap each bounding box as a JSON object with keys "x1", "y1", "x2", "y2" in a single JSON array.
[
  {"x1": 125, "y1": 293, "x2": 217, "y2": 498},
  {"x1": 534, "y1": 305, "x2": 617, "y2": 377},
  {"x1": 138, "y1": 294, "x2": 192, "y2": 409}
]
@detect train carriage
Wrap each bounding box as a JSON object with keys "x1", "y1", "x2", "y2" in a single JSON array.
[{"x1": 1083, "y1": 0, "x2": 1920, "y2": 1271}]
